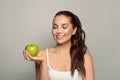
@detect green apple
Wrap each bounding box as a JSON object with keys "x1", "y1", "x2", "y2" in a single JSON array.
[{"x1": 25, "y1": 44, "x2": 39, "y2": 57}]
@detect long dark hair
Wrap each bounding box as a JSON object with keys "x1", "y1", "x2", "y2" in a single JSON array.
[{"x1": 54, "y1": 11, "x2": 87, "y2": 77}]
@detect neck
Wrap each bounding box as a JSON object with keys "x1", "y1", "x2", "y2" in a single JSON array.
[{"x1": 55, "y1": 41, "x2": 71, "y2": 54}]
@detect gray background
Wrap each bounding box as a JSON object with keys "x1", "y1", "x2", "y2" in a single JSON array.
[{"x1": 0, "y1": 0, "x2": 120, "y2": 80}]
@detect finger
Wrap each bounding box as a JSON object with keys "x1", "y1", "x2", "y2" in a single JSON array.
[
  {"x1": 23, "y1": 50, "x2": 27, "y2": 59},
  {"x1": 23, "y1": 50, "x2": 31, "y2": 60},
  {"x1": 24, "y1": 51, "x2": 37, "y2": 61},
  {"x1": 23, "y1": 50, "x2": 42, "y2": 61}
]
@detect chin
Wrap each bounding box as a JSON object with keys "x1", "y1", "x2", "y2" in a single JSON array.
[{"x1": 56, "y1": 41, "x2": 64, "y2": 45}]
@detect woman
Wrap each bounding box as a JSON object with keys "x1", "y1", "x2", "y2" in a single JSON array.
[{"x1": 23, "y1": 10, "x2": 94, "y2": 80}]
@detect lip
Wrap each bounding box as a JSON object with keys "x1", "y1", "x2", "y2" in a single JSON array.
[{"x1": 56, "y1": 35, "x2": 65, "y2": 39}]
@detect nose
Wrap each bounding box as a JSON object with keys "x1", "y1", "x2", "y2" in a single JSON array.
[{"x1": 57, "y1": 27, "x2": 62, "y2": 34}]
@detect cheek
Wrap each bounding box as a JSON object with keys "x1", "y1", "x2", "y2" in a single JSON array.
[
  {"x1": 64, "y1": 28, "x2": 74, "y2": 35},
  {"x1": 52, "y1": 29, "x2": 55, "y2": 34},
  {"x1": 52, "y1": 30, "x2": 56, "y2": 38}
]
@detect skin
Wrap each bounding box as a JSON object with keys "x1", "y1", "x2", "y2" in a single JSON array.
[{"x1": 23, "y1": 15, "x2": 94, "y2": 80}]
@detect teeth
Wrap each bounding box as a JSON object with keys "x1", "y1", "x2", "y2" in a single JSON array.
[{"x1": 56, "y1": 35, "x2": 64, "y2": 38}]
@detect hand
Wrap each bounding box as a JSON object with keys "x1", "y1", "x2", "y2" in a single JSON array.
[{"x1": 23, "y1": 50, "x2": 43, "y2": 62}]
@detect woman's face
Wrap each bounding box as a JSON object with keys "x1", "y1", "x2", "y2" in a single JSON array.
[{"x1": 52, "y1": 15, "x2": 77, "y2": 44}]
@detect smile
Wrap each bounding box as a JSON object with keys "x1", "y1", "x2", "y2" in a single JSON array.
[{"x1": 56, "y1": 35, "x2": 65, "y2": 39}]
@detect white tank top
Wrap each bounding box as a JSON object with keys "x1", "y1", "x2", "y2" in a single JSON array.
[{"x1": 46, "y1": 48, "x2": 82, "y2": 80}]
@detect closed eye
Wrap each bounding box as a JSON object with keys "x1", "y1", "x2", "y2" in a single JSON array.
[
  {"x1": 62, "y1": 24, "x2": 68, "y2": 29},
  {"x1": 53, "y1": 24, "x2": 58, "y2": 29}
]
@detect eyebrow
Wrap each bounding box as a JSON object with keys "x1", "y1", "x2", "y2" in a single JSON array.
[
  {"x1": 53, "y1": 22, "x2": 68, "y2": 25},
  {"x1": 61, "y1": 23, "x2": 68, "y2": 26},
  {"x1": 53, "y1": 22, "x2": 69, "y2": 27}
]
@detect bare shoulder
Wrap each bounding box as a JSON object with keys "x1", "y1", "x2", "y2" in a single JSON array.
[
  {"x1": 37, "y1": 48, "x2": 46, "y2": 58},
  {"x1": 84, "y1": 51, "x2": 94, "y2": 67},
  {"x1": 37, "y1": 47, "x2": 55, "y2": 56},
  {"x1": 84, "y1": 51, "x2": 93, "y2": 61},
  {"x1": 83, "y1": 51, "x2": 94, "y2": 80}
]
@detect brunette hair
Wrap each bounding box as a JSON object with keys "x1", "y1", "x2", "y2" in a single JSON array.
[{"x1": 54, "y1": 11, "x2": 87, "y2": 77}]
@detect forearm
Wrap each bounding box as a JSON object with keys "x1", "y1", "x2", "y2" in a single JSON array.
[{"x1": 35, "y1": 62, "x2": 41, "y2": 80}]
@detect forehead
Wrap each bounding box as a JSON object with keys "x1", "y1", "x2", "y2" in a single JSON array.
[{"x1": 53, "y1": 15, "x2": 71, "y2": 23}]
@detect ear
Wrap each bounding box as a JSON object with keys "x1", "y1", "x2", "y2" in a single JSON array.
[{"x1": 72, "y1": 27, "x2": 77, "y2": 35}]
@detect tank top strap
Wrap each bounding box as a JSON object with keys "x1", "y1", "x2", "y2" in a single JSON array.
[{"x1": 46, "y1": 48, "x2": 49, "y2": 64}]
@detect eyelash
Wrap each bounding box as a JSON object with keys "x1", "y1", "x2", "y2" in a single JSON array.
[
  {"x1": 52, "y1": 25, "x2": 68, "y2": 29},
  {"x1": 53, "y1": 26, "x2": 57, "y2": 29},
  {"x1": 62, "y1": 26, "x2": 67, "y2": 29}
]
